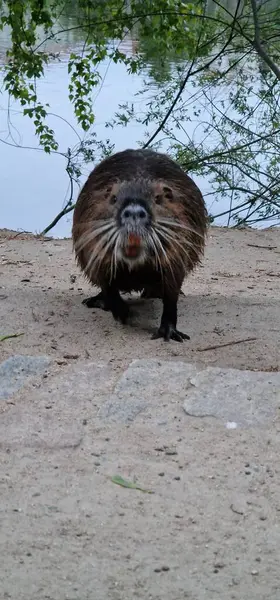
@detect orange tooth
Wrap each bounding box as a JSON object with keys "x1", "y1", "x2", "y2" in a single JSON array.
[{"x1": 128, "y1": 233, "x2": 141, "y2": 246}]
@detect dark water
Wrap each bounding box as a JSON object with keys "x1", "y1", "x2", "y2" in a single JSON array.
[{"x1": 0, "y1": 1, "x2": 278, "y2": 236}]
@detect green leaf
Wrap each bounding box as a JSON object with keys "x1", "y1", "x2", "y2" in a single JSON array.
[
  {"x1": 110, "y1": 475, "x2": 154, "y2": 494},
  {"x1": 0, "y1": 333, "x2": 24, "y2": 342}
]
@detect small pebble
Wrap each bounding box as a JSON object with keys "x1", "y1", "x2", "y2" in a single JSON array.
[
  {"x1": 174, "y1": 476, "x2": 181, "y2": 481},
  {"x1": 165, "y1": 449, "x2": 178, "y2": 456},
  {"x1": 251, "y1": 570, "x2": 259, "y2": 576},
  {"x1": 214, "y1": 562, "x2": 225, "y2": 569},
  {"x1": 82, "y1": 419, "x2": 88, "y2": 426},
  {"x1": 226, "y1": 421, "x2": 237, "y2": 429},
  {"x1": 162, "y1": 565, "x2": 170, "y2": 572},
  {"x1": 63, "y1": 353, "x2": 79, "y2": 360},
  {"x1": 158, "y1": 472, "x2": 165, "y2": 477}
]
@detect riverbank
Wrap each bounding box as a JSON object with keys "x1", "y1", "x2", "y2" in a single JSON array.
[
  {"x1": 1, "y1": 225, "x2": 280, "y2": 600},
  {"x1": 0, "y1": 226, "x2": 279, "y2": 370}
]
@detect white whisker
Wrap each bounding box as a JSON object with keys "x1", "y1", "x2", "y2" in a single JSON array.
[
  {"x1": 157, "y1": 218, "x2": 205, "y2": 239},
  {"x1": 113, "y1": 235, "x2": 120, "y2": 279},
  {"x1": 110, "y1": 231, "x2": 120, "y2": 283},
  {"x1": 155, "y1": 225, "x2": 194, "y2": 272},
  {"x1": 85, "y1": 228, "x2": 118, "y2": 276},
  {"x1": 151, "y1": 229, "x2": 168, "y2": 263},
  {"x1": 149, "y1": 230, "x2": 164, "y2": 282},
  {"x1": 75, "y1": 220, "x2": 115, "y2": 253},
  {"x1": 92, "y1": 230, "x2": 119, "y2": 281},
  {"x1": 151, "y1": 228, "x2": 178, "y2": 283},
  {"x1": 156, "y1": 224, "x2": 200, "y2": 260}
]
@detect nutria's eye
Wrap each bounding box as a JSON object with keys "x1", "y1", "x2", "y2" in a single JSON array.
[
  {"x1": 155, "y1": 194, "x2": 162, "y2": 205},
  {"x1": 110, "y1": 195, "x2": 117, "y2": 204}
]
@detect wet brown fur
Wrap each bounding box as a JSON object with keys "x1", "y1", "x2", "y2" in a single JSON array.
[{"x1": 72, "y1": 148, "x2": 207, "y2": 297}]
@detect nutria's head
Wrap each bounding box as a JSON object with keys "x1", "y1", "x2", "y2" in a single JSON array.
[{"x1": 73, "y1": 175, "x2": 205, "y2": 282}]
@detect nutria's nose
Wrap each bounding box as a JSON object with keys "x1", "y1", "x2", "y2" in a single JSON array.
[{"x1": 121, "y1": 203, "x2": 148, "y2": 225}]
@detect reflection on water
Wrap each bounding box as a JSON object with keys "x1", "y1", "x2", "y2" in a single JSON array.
[{"x1": 0, "y1": 2, "x2": 277, "y2": 236}]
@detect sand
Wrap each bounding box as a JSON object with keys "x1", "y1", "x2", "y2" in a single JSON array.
[
  {"x1": 0, "y1": 225, "x2": 280, "y2": 600},
  {"x1": 0, "y1": 226, "x2": 279, "y2": 371}
]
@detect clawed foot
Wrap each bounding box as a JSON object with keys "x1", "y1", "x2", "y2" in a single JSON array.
[
  {"x1": 152, "y1": 323, "x2": 190, "y2": 342},
  {"x1": 82, "y1": 292, "x2": 109, "y2": 311}
]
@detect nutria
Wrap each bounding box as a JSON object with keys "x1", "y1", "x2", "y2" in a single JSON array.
[{"x1": 72, "y1": 148, "x2": 207, "y2": 341}]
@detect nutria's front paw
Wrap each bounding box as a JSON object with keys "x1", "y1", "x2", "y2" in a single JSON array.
[
  {"x1": 152, "y1": 323, "x2": 190, "y2": 342},
  {"x1": 111, "y1": 298, "x2": 130, "y2": 324},
  {"x1": 82, "y1": 292, "x2": 110, "y2": 311}
]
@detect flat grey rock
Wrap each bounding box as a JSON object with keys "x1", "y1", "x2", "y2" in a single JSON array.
[
  {"x1": 184, "y1": 366, "x2": 280, "y2": 427},
  {"x1": 98, "y1": 359, "x2": 198, "y2": 423},
  {"x1": 99, "y1": 359, "x2": 280, "y2": 427},
  {"x1": 0, "y1": 360, "x2": 114, "y2": 449},
  {"x1": 0, "y1": 354, "x2": 51, "y2": 400}
]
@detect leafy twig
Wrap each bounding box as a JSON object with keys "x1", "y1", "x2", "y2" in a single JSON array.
[
  {"x1": 0, "y1": 333, "x2": 24, "y2": 342},
  {"x1": 110, "y1": 475, "x2": 154, "y2": 494}
]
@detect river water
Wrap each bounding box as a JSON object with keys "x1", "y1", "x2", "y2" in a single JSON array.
[{"x1": 0, "y1": 3, "x2": 277, "y2": 237}]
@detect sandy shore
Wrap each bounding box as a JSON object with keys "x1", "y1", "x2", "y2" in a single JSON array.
[
  {"x1": 0, "y1": 226, "x2": 279, "y2": 371},
  {"x1": 1, "y1": 225, "x2": 280, "y2": 600}
]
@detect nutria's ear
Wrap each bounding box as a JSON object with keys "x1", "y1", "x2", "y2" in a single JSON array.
[
  {"x1": 153, "y1": 181, "x2": 174, "y2": 203},
  {"x1": 162, "y1": 186, "x2": 173, "y2": 201}
]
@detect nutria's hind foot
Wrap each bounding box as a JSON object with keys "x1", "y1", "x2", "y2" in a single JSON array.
[
  {"x1": 82, "y1": 292, "x2": 110, "y2": 311},
  {"x1": 152, "y1": 324, "x2": 190, "y2": 343}
]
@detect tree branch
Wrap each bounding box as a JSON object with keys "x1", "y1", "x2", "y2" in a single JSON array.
[
  {"x1": 40, "y1": 204, "x2": 75, "y2": 236},
  {"x1": 143, "y1": 0, "x2": 243, "y2": 149},
  {"x1": 250, "y1": 0, "x2": 280, "y2": 80}
]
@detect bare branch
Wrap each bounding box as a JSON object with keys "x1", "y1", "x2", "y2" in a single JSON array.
[
  {"x1": 143, "y1": 0, "x2": 242, "y2": 148},
  {"x1": 40, "y1": 204, "x2": 75, "y2": 236},
  {"x1": 250, "y1": 0, "x2": 280, "y2": 80}
]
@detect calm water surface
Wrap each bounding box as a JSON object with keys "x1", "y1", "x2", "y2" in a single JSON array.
[{"x1": 0, "y1": 4, "x2": 276, "y2": 236}]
